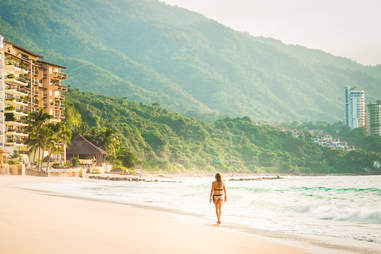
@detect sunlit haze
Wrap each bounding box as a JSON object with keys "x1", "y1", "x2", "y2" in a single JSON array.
[{"x1": 161, "y1": 0, "x2": 381, "y2": 65}]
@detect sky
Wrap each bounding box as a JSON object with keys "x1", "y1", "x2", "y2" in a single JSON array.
[{"x1": 161, "y1": 0, "x2": 381, "y2": 66}]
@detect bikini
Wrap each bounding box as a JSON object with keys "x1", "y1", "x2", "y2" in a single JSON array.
[{"x1": 213, "y1": 187, "x2": 224, "y2": 200}]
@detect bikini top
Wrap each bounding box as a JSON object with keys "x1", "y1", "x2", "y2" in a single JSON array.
[{"x1": 214, "y1": 183, "x2": 224, "y2": 191}]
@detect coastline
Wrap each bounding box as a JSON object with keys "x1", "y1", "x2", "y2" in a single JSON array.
[
  {"x1": 0, "y1": 175, "x2": 306, "y2": 254},
  {"x1": 1, "y1": 175, "x2": 381, "y2": 254}
]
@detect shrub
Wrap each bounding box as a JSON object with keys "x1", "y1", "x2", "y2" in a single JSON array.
[
  {"x1": 71, "y1": 157, "x2": 80, "y2": 167},
  {"x1": 5, "y1": 113, "x2": 15, "y2": 121},
  {"x1": 5, "y1": 105, "x2": 15, "y2": 111}
]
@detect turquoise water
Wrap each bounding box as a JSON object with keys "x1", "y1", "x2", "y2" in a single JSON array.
[{"x1": 23, "y1": 175, "x2": 381, "y2": 249}]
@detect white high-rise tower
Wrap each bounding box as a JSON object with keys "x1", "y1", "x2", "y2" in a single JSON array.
[{"x1": 345, "y1": 86, "x2": 365, "y2": 129}]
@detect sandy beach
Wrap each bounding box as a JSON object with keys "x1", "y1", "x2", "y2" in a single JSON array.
[{"x1": 0, "y1": 175, "x2": 308, "y2": 254}]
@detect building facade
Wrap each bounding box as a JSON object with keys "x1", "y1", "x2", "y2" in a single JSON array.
[
  {"x1": 0, "y1": 36, "x2": 5, "y2": 148},
  {"x1": 0, "y1": 36, "x2": 67, "y2": 154},
  {"x1": 345, "y1": 86, "x2": 365, "y2": 129},
  {"x1": 367, "y1": 101, "x2": 381, "y2": 136}
]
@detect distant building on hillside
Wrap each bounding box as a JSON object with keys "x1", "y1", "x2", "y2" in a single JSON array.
[
  {"x1": 367, "y1": 100, "x2": 381, "y2": 136},
  {"x1": 312, "y1": 133, "x2": 355, "y2": 151},
  {"x1": 345, "y1": 86, "x2": 365, "y2": 129}
]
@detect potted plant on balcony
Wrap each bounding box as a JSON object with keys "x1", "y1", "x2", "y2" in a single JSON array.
[
  {"x1": 7, "y1": 73, "x2": 15, "y2": 79},
  {"x1": 20, "y1": 62, "x2": 28, "y2": 70},
  {"x1": 5, "y1": 105, "x2": 15, "y2": 111},
  {"x1": 5, "y1": 112, "x2": 15, "y2": 121}
]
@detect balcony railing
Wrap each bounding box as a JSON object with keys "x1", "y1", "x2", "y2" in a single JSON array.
[
  {"x1": 5, "y1": 76, "x2": 29, "y2": 86},
  {"x1": 59, "y1": 84, "x2": 68, "y2": 91},
  {"x1": 5, "y1": 60, "x2": 28, "y2": 71},
  {"x1": 53, "y1": 72, "x2": 68, "y2": 80}
]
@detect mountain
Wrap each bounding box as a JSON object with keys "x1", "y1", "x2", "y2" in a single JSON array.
[
  {"x1": 1, "y1": 0, "x2": 380, "y2": 122},
  {"x1": 66, "y1": 88, "x2": 381, "y2": 173}
]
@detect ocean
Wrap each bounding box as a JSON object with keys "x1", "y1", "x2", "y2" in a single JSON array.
[{"x1": 22, "y1": 175, "x2": 381, "y2": 253}]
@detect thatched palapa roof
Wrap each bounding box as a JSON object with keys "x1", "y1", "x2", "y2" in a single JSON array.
[{"x1": 66, "y1": 135, "x2": 108, "y2": 156}]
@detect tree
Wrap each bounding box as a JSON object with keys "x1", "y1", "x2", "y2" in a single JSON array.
[
  {"x1": 24, "y1": 110, "x2": 71, "y2": 171},
  {"x1": 102, "y1": 128, "x2": 120, "y2": 159},
  {"x1": 117, "y1": 147, "x2": 137, "y2": 168},
  {"x1": 24, "y1": 109, "x2": 52, "y2": 169},
  {"x1": 45, "y1": 123, "x2": 72, "y2": 170}
]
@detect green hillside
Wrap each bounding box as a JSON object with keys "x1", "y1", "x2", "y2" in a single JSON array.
[
  {"x1": 66, "y1": 89, "x2": 381, "y2": 173},
  {"x1": 1, "y1": 0, "x2": 380, "y2": 122}
]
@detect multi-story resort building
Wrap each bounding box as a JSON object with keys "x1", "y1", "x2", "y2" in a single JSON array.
[
  {"x1": 0, "y1": 35, "x2": 67, "y2": 154},
  {"x1": 345, "y1": 86, "x2": 365, "y2": 129},
  {"x1": 0, "y1": 36, "x2": 5, "y2": 148},
  {"x1": 367, "y1": 100, "x2": 381, "y2": 136}
]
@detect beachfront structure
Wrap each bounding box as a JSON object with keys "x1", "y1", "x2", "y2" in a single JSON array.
[
  {"x1": 0, "y1": 36, "x2": 5, "y2": 148},
  {"x1": 345, "y1": 86, "x2": 365, "y2": 129},
  {"x1": 66, "y1": 135, "x2": 108, "y2": 167},
  {"x1": 0, "y1": 36, "x2": 67, "y2": 153},
  {"x1": 367, "y1": 100, "x2": 381, "y2": 136}
]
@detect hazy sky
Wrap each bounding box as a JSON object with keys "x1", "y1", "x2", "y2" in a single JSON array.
[{"x1": 161, "y1": 0, "x2": 381, "y2": 66}]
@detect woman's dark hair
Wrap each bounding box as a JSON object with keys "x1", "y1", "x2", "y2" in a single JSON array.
[{"x1": 215, "y1": 173, "x2": 222, "y2": 186}]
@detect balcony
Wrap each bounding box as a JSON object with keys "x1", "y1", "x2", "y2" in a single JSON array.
[
  {"x1": 56, "y1": 84, "x2": 68, "y2": 91},
  {"x1": 5, "y1": 121, "x2": 28, "y2": 127},
  {"x1": 5, "y1": 88, "x2": 28, "y2": 97},
  {"x1": 53, "y1": 72, "x2": 68, "y2": 80},
  {"x1": 5, "y1": 76, "x2": 29, "y2": 87},
  {"x1": 4, "y1": 59, "x2": 28, "y2": 72},
  {"x1": 6, "y1": 98, "x2": 28, "y2": 107},
  {"x1": 5, "y1": 140, "x2": 16, "y2": 146},
  {"x1": 5, "y1": 106, "x2": 28, "y2": 117},
  {"x1": 6, "y1": 130, "x2": 28, "y2": 137},
  {"x1": 6, "y1": 110, "x2": 28, "y2": 117}
]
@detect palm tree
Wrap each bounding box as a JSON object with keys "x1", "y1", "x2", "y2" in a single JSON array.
[
  {"x1": 103, "y1": 128, "x2": 120, "y2": 159},
  {"x1": 45, "y1": 123, "x2": 72, "y2": 170},
  {"x1": 37, "y1": 126, "x2": 53, "y2": 171},
  {"x1": 25, "y1": 110, "x2": 72, "y2": 172},
  {"x1": 56, "y1": 123, "x2": 71, "y2": 165},
  {"x1": 24, "y1": 109, "x2": 52, "y2": 167}
]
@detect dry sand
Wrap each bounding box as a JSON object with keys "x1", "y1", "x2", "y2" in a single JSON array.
[{"x1": 0, "y1": 176, "x2": 307, "y2": 254}]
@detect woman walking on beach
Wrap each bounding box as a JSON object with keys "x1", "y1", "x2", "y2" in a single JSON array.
[{"x1": 209, "y1": 173, "x2": 227, "y2": 224}]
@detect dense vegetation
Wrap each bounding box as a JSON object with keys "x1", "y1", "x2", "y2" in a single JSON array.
[
  {"x1": 24, "y1": 110, "x2": 71, "y2": 170},
  {"x1": 283, "y1": 121, "x2": 381, "y2": 153},
  {"x1": 66, "y1": 89, "x2": 381, "y2": 173},
  {"x1": 1, "y1": 0, "x2": 381, "y2": 122}
]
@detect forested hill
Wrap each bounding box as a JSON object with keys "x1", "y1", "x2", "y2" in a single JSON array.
[
  {"x1": 1, "y1": 0, "x2": 380, "y2": 122},
  {"x1": 65, "y1": 89, "x2": 381, "y2": 173}
]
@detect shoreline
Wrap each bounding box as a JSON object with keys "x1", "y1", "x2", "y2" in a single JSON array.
[
  {"x1": 22, "y1": 186, "x2": 381, "y2": 254},
  {"x1": 0, "y1": 175, "x2": 307, "y2": 254},
  {"x1": 4, "y1": 176, "x2": 381, "y2": 254},
  {"x1": 20, "y1": 181, "x2": 381, "y2": 254}
]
